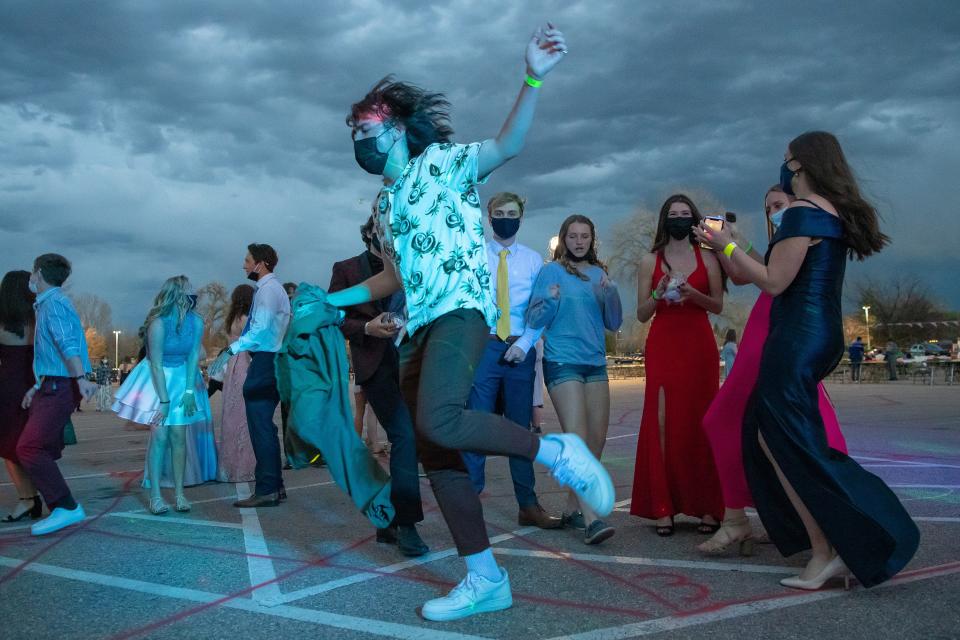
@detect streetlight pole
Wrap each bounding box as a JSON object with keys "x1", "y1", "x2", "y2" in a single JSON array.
[
  {"x1": 862, "y1": 306, "x2": 871, "y2": 351},
  {"x1": 112, "y1": 330, "x2": 121, "y2": 369}
]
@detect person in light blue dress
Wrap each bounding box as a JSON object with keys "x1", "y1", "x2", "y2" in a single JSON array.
[{"x1": 113, "y1": 276, "x2": 215, "y2": 514}]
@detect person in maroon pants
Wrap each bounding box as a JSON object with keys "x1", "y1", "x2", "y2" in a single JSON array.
[{"x1": 18, "y1": 254, "x2": 97, "y2": 536}]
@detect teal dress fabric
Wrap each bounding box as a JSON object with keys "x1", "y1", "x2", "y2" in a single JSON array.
[
  {"x1": 276, "y1": 282, "x2": 394, "y2": 529},
  {"x1": 743, "y1": 206, "x2": 919, "y2": 587}
]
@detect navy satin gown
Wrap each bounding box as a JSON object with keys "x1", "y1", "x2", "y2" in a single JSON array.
[{"x1": 743, "y1": 206, "x2": 919, "y2": 588}]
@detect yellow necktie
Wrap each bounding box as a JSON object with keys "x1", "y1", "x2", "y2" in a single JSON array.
[{"x1": 496, "y1": 249, "x2": 511, "y2": 340}]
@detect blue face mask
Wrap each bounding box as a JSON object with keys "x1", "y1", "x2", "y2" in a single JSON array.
[
  {"x1": 779, "y1": 161, "x2": 797, "y2": 196},
  {"x1": 769, "y1": 207, "x2": 786, "y2": 230},
  {"x1": 354, "y1": 126, "x2": 396, "y2": 175},
  {"x1": 491, "y1": 217, "x2": 521, "y2": 240}
]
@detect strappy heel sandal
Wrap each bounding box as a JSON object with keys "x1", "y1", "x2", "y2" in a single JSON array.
[
  {"x1": 174, "y1": 494, "x2": 191, "y2": 513},
  {"x1": 2, "y1": 496, "x2": 42, "y2": 522},
  {"x1": 149, "y1": 497, "x2": 170, "y2": 515},
  {"x1": 655, "y1": 516, "x2": 674, "y2": 537},
  {"x1": 697, "y1": 516, "x2": 754, "y2": 556}
]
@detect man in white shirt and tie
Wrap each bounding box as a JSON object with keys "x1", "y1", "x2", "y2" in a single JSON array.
[
  {"x1": 211, "y1": 243, "x2": 291, "y2": 507},
  {"x1": 463, "y1": 193, "x2": 562, "y2": 529}
]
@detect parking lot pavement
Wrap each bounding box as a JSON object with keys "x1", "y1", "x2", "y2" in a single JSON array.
[{"x1": 0, "y1": 381, "x2": 957, "y2": 639}]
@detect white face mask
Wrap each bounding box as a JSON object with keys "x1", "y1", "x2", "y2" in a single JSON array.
[{"x1": 769, "y1": 207, "x2": 787, "y2": 230}]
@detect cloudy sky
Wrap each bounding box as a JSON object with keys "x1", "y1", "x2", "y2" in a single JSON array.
[{"x1": 2, "y1": 0, "x2": 958, "y2": 329}]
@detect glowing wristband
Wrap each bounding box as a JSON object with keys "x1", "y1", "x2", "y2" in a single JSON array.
[
  {"x1": 651, "y1": 290, "x2": 659, "y2": 300},
  {"x1": 744, "y1": 241, "x2": 753, "y2": 254},
  {"x1": 525, "y1": 75, "x2": 543, "y2": 88},
  {"x1": 723, "y1": 242, "x2": 738, "y2": 258}
]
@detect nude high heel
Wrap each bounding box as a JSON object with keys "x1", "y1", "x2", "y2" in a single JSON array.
[
  {"x1": 780, "y1": 554, "x2": 851, "y2": 590},
  {"x1": 697, "y1": 516, "x2": 754, "y2": 556}
]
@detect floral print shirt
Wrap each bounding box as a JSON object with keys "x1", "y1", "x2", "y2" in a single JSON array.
[{"x1": 373, "y1": 142, "x2": 498, "y2": 337}]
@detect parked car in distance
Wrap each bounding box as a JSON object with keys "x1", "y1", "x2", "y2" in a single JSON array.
[{"x1": 909, "y1": 343, "x2": 947, "y2": 358}]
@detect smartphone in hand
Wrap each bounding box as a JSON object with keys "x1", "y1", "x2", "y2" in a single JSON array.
[{"x1": 701, "y1": 216, "x2": 725, "y2": 250}]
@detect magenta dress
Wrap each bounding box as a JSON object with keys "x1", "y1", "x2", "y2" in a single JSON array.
[
  {"x1": 216, "y1": 317, "x2": 256, "y2": 483},
  {"x1": 702, "y1": 292, "x2": 847, "y2": 510}
]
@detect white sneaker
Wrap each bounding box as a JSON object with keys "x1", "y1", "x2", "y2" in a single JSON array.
[
  {"x1": 31, "y1": 504, "x2": 86, "y2": 536},
  {"x1": 545, "y1": 433, "x2": 614, "y2": 517},
  {"x1": 421, "y1": 569, "x2": 513, "y2": 621}
]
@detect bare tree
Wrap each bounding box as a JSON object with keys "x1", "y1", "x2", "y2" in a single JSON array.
[
  {"x1": 196, "y1": 281, "x2": 229, "y2": 356},
  {"x1": 606, "y1": 205, "x2": 658, "y2": 282},
  {"x1": 852, "y1": 275, "x2": 946, "y2": 344},
  {"x1": 72, "y1": 293, "x2": 113, "y2": 337},
  {"x1": 85, "y1": 326, "x2": 107, "y2": 362}
]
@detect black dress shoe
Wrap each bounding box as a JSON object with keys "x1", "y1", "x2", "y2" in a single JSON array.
[
  {"x1": 397, "y1": 524, "x2": 429, "y2": 557},
  {"x1": 233, "y1": 493, "x2": 280, "y2": 508},
  {"x1": 376, "y1": 525, "x2": 398, "y2": 544}
]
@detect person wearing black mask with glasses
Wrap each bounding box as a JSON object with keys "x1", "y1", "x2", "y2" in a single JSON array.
[
  {"x1": 328, "y1": 215, "x2": 428, "y2": 556},
  {"x1": 462, "y1": 192, "x2": 561, "y2": 530},
  {"x1": 209, "y1": 244, "x2": 291, "y2": 508}
]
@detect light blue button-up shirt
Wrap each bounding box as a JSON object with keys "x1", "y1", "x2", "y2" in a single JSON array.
[
  {"x1": 486, "y1": 239, "x2": 544, "y2": 355},
  {"x1": 230, "y1": 273, "x2": 291, "y2": 354},
  {"x1": 33, "y1": 287, "x2": 91, "y2": 378}
]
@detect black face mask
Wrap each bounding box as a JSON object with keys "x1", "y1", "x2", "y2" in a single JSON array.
[
  {"x1": 246, "y1": 264, "x2": 261, "y2": 282},
  {"x1": 665, "y1": 217, "x2": 695, "y2": 241},
  {"x1": 354, "y1": 127, "x2": 395, "y2": 175},
  {"x1": 491, "y1": 217, "x2": 521, "y2": 240}
]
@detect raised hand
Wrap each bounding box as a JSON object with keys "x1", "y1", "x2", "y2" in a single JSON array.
[
  {"x1": 694, "y1": 221, "x2": 734, "y2": 252},
  {"x1": 526, "y1": 23, "x2": 568, "y2": 79}
]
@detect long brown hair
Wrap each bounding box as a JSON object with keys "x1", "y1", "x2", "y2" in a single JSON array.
[
  {"x1": 552, "y1": 214, "x2": 608, "y2": 281},
  {"x1": 224, "y1": 284, "x2": 255, "y2": 333},
  {"x1": 650, "y1": 194, "x2": 703, "y2": 273},
  {"x1": 0, "y1": 270, "x2": 35, "y2": 338},
  {"x1": 788, "y1": 131, "x2": 889, "y2": 260}
]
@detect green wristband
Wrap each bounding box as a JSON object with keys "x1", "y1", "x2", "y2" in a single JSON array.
[{"x1": 525, "y1": 74, "x2": 543, "y2": 88}]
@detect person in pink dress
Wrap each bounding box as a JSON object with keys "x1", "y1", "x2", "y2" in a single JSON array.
[
  {"x1": 698, "y1": 185, "x2": 848, "y2": 555},
  {"x1": 216, "y1": 285, "x2": 257, "y2": 483}
]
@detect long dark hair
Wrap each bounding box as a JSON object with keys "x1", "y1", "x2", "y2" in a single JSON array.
[
  {"x1": 347, "y1": 76, "x2": 454, "y2": 158},
  {"x1": 650, "y1": 194, "x2": 703, "y2": 273},
  {"x1": 224, "y1": 284, "x2": 255, "y2": 333},
  {"x1": 552, "y1": 214, "x2": 608, "y2": 281},
  {"x1": 0, "y1": 270, "x2": 35, "y2": 338},
  {"x1": 788, "y1": 131, "x2": 889, "y2": 260}
]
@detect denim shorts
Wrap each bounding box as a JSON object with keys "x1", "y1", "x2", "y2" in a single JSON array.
[{"x1": 543, "y1": 360, "x2": 608, "y2": 390}]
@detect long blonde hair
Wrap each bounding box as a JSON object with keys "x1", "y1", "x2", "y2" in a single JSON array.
[{"x1": 141, "y1": 275, "x2": 193, "y2": 335}]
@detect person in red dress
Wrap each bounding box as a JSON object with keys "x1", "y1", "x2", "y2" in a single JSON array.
[
  {"x1": 631, "y1": 194, "x2": 725, "y2": 536},
  {"x1": 0, "y1": 271, "x2": 42, "y2": 522}
]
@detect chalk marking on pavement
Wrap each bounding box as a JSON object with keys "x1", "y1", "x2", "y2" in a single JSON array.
[
  {"x1": 0, "y1": 556, "x2": 486, "y2": 640},
  {"x1": 540, "y1": 561, "x2": 960, "y2": 640},
  {"x1": 491, "y1": 548, "x2": 796, "y2": 574},
  {"x1": 237, "y1": 483, "x2": 283, "y2": 606},
  {"x1": 273, "y1": 526, "x2": 539, "y2": 606},
  {"x1": 105, "y1": 512, "x2": 244, "y2": 530}
]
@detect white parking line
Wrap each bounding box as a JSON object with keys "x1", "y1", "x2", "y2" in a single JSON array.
[
  {"x1": 540, "y1": 561, "x2": 960, "y2": 640},
  {"x1": 237, "y1": 483, "x2": 283, "y2": 606},
  {"x1": 0, "y1": 556, "x2": 486, "y2": 640},
  {"x1": 274, "y1": 526, "x2": 538, "y2": 605},
  {"x1": 491, "y1": 548, "x2": 796, "y2": 574}
]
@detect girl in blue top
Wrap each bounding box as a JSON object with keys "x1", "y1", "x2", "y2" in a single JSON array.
[
  {"x1": 114, "y1": 276, "x2": 210, "y2": 515},
  {"x1": 528, "y1": 214, "x2": 623, "y2": 544}
]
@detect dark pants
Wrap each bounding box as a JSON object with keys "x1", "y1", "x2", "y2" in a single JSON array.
[
  {"x1": 244, "y1": 352, "x2": 284, "y2": 495},
  {"x1": 280, "y1": 400, "x2": 293, "y2": 465},
  {"x1": 16, "y1": 377, "x2": 78, "y2": 509},
  {"x1": 886, "y1": 356, "x2": 898, "y2": 380},
  {"x1": 850, "y1": 361, "x2": 862, "y2": 382},
  {"x1": 463, "y1": 340, "x2": 538, "y2": 508},
  {"x1": 399, "y1": 309, "x2": 540, "y2": 556},
  {"x1": 360, "y1": 346, "x2": 423, "y2": 526}
]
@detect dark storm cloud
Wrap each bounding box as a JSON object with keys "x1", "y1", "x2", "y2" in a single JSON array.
[{"x1": 1, "y1": 0, "x2": 959, "y2": 326}]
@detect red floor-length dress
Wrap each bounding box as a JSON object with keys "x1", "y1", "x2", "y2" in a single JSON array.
[{"x1": 631, "y1": 247, "x2": 724, "y2": 521}]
